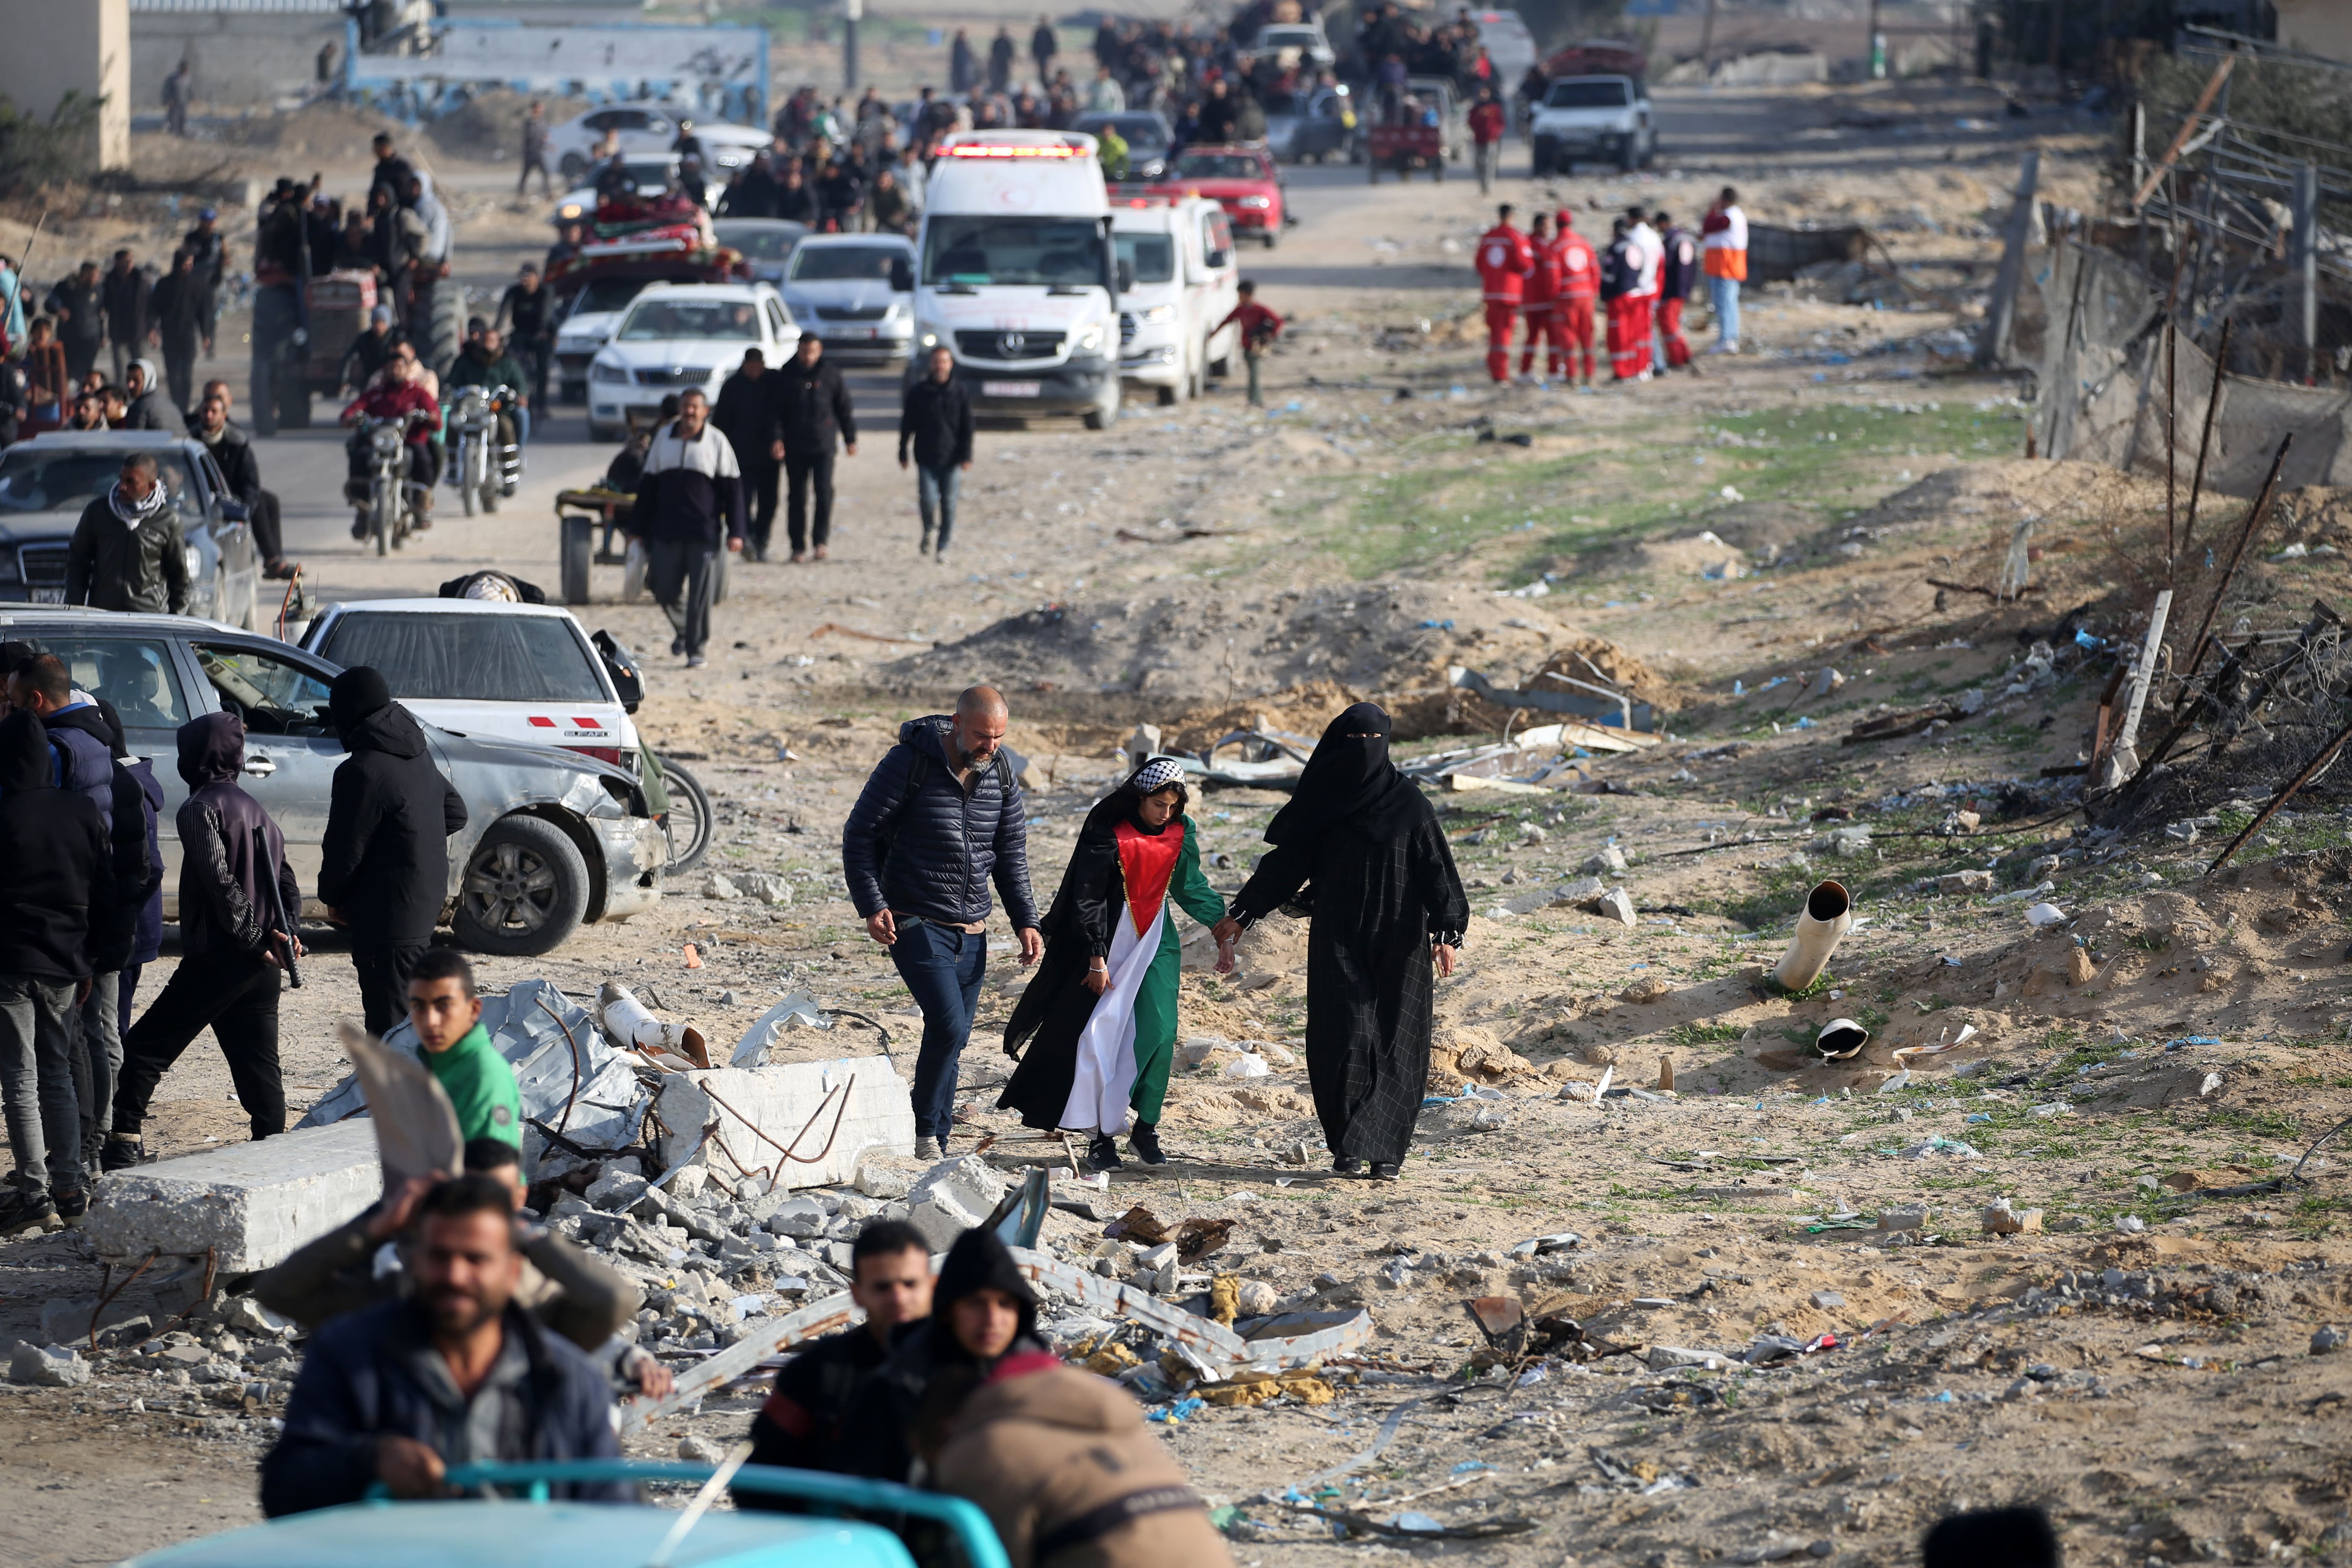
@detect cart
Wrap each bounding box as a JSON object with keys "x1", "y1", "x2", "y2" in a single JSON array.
[
  {"x1": 555, "y1": 486, "x2": 728, "y2": 607},
  {"x1": 1366, "y1": 80, "x2": 1454, "y2": 182}
]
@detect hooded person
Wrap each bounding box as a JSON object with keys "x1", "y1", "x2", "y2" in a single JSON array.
[
  {"x1": 121, "y1": 358, "x2": 185, "y2": 434},
  {"x1": 836, "y1": 1226, "x2": 1049, "y2": 1485},
  {"x1": 316, "y1": 667, "x2": 468, "y2": 1038},
  {"x1": 1000, "y1": 757, "x2": 1228, "y2": 1169},
  {"x1": 1209, "y1": 705, "x2": 1468, "y2": 1181},
  {"x1": 110, "y1": 713, "x2": 301, "y2": 1162}
]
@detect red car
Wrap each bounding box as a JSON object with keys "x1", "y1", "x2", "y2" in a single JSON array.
[{"x1": 1151, "y1": 144, "x2": 1286, "y2": 248}]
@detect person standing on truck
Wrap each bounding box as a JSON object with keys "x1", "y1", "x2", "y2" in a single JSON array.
[
  {"x1": 1655, "y1": 209, "x2": 1699, "y2": 371},
  {"x1": 1701, "y1": 186, "x2": 1747, "y2": 355},
  {"x1": 1475, "y1": 204, "x2": 1532, "y2": 385},
  {"x1": 767, "y1": 335, "x2": 856, "y2": 563},
  {"x1": 1468, "y1": 85, "x2": 1506, "y2": 196},
  {"x1": 1516, "y1": 212, "x2": 1557, "y2": 386}
]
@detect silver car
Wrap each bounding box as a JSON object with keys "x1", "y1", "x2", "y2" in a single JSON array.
[
  {"x1": 0, "y1": 608, "x2": 665, "y2": 957},
  {"x1": 0, "y1": 432, "x2": 264, "y2": 632},
  {"x1": 779, "y1": 234, "x2": 916, "y2": 362}
]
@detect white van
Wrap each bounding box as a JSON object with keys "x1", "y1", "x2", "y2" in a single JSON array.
[
  {"x1": 1111, "y1": 196, "x2": 1241, "y2": 406},
  {"x1": 911, "y1": 130, "x2": 1125, "y2": 430}
]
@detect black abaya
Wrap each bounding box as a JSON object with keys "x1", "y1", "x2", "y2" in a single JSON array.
[{"x1": 1227, "y1": 813, "x2": 1467, "y2": 1166}]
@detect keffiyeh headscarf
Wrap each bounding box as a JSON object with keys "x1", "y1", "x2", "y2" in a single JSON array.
[
  {"x1": 109, "y1": 479, "x2": 169, "y2": 529},
  {"x1": 1128, "y1": 756, "x2": 1185, "y2": 795}
]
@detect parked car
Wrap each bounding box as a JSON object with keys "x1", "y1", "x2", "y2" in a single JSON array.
[
  {"x1": 1262, "y1": 84, "x2": 1355, "y2": 163},
  {"x1": 780, "y1": 234, "x2": 916, "y2": 363},
  {"x1": 1529, "y1": 74, "x2": 1656, "y2": 174},
  {"x1": 300, "y1": 598, "x2": 712, "y2": 875},
  {"x1": 0, "y1": 431, "x2": 263, "y2": 632},
  {"x1": 1249, "y1": 20, "x2": 1338, "y2": 72},
  {"x1": 546, "y1": 104, "x2": 770, "y2": 184},
  {"x1": 714, "y1": 217, "x2": 811, "y2": 286},
  {"x1": 1111, "y1": 196, "x2": 1239, "y2": 405},
  {"x1": 1069, "y1": 111, "x2": 1175, "y2": 181},
  {"x1": 0, "y1": 608, "x2": 665, "y2": 956},
  {"x1": 585, "y1": 282, "x2": 800, "y2": 442},
  {"x1": 1156, "y1": 145, "x2": 1287, "y2": 247},
  {"x1": 552, "y1": 156, "x2": 725, "y2": 228}
]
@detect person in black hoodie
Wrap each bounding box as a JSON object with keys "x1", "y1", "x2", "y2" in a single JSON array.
[
  {"x1": 0, "y1": 708, "x2": 117, "y2": 1234},
  {"x1": 898, "y1": 345, "x2": 974, "y2": 560},
  {"x1": 767, "y1": 335, "x2": 857, "y2": 563},
  {"x1": 711, "y1": 348, "x2": 780, "y2": 561},
  {"x1": 836, "y1": 1226, "x2": 1048, "y2": 1485},
  {"x1": 111, "y1": 713, "x2": 301, "y2": 1160},
  {"x1": 317, "y1": 668, "x2": 467, "y2": 1037}
]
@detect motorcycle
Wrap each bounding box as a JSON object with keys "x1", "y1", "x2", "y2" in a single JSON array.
[
  {"x1": 351, "y1": 411, "x2": 428, "y2": 556},
  {"x1": 446, "y1": 384, "x2": 522, "y2": 516}
]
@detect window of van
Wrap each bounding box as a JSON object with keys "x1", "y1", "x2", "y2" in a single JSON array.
[
  {"x1": 1544, "y1": 80, "x2": 1633, "y2": 109},
  {"x1": 1114, "y1": 233, "x2": 1176, "y2": 285}
]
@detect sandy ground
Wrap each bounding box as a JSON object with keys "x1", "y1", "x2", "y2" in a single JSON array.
[{"x1": 9, "y1": 74, "x2": 2352, "y2": 1568}]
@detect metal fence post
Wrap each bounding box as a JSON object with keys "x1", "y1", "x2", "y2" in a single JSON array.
[
  {"x1": 1975, "y1": 151, "x2": 2041, "y2": 369},
  {"x1": 2293, "y1": 161, "x2": 2318, "y2": 386}
]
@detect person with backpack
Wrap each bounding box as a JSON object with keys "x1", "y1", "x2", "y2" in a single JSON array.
[{"x1": 841, "y1": 687, "x2": 1041, "y2": 1159}]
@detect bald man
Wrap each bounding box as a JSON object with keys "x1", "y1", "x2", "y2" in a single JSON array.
[{"x1": 843, "y1": 687, "x2": 1041, "y2": 1159}]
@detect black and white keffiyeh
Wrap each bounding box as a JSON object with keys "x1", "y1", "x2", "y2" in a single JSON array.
[
  {"x1": 1129, "y1": 756, "x2": 1185, "y2": 795},
  {"x1": 108, "y1": 480, "x2": 169, "y2": 529}
]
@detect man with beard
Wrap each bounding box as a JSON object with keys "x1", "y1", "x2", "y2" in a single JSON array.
[{"x1": 260, "y1": 1174, "x2": 629, "y2": 1514}]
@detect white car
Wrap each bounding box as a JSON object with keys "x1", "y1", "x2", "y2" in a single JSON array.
[
  {"x1": 300, "y1": 597, "x2": 713, "y2": 874},
  {"x1": 1249, "y1": 21, "x2": 1337, "y2": 72},
  {"x1": 781, "y1": 234, "x2": 916, "y2": 363},
  {"x1": 1112, "y1": 196, "x2": 1239, "y2": 406},
  {"x1": 585, "y1": 282, "x2": 800, "y2": 442},
  {"x1": 1529, "y1": 75, "x2": 1656, "y2": 174},
  {"x1": 555, "y1": 272, "x2": 667, "y2": 405},
  {"x1": 547, "y1": 105, "x2": 770, "y2": 184}
]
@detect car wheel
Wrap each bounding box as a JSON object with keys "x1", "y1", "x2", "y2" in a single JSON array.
[
  {"x1": 659, "y1": 759, "x2": 713, "y2": 875},
  {"x1": 453, "y1": 814, "x2": 590, "y2": 956}
]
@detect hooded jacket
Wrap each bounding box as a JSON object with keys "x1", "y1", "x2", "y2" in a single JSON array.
[
  {"x1": 125, "y1": 755, "x2": 166, "y2": 965},
  {"x1": 123, "y1": 360, "x2": 185, "y2": 434},
  {"x1": 64, "y1": 486, "x2": 190, "y2": 615},
  {"x1": 44, "y1": 699, "x2": 151, "y2": 973},
  {"x1": 0, "y1": 709, "x2": 117, "y2": 983},
  {"x1": 932, "y1": 1364, "x2": 1230, "y2": 1568},
  {"x1": 841, "y1": 715, "x2": 1038, "y2": 930},
  {"x1": 175, "y1": 712, "x2": 301, "y2": 962},
  {"x1": 316, "y1": 669, "x2": 468, "y2": 945}
]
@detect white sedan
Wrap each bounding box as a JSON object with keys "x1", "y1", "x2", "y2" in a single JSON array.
[
  {"x1": 547, "y1": 104, "x2": 770, "y2": 184},
  {"x1": 585, "y1": 282, "x2": 799, "y2": 443}
]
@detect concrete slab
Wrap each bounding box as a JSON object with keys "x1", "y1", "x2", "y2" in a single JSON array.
[
  {"x1": 654, "y1": 1055, "x2": 914, "y2": 1192},
  {"x1": 84, "y1": 1121, "x2": 382, "y2": 1273}
]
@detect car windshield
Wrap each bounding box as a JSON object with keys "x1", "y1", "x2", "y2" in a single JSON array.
[
  {"x1": 789, "y1": 245, "x2": 903, "y2": 281},
  {"x1": 316, "y1": 612, "x2": 608, "y2": 703},
  {"x1": 715, "y1": 222, "x2": 805, "y2": 260},
  {"x1": 569, "y1": 276, "x2": 654, "y2": 317},
  {"x1": 0, "y1": 448, "x2": 195, "y2": 514},
  {"x1": 922, "y1": 217, "x2": 1103, "y2": 287},
  {"x1": 1546, "y1": 80, "x2": 1632, "y2": 108},
  {"x1": 1114, "y1": 232, "x2": 1176, "y2": 284},
  {"x1": 617, "y1": 299, "x2": 762, "y2": 340},
  {"x1": 1174, "y1": 153, "x2": 1264, "y2": 180},
  {"x1": 1079, "y1": 116, "x2": 1168, "y2": 149}
]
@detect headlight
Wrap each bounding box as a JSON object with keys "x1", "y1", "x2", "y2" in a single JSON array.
[
  {"x1": 917, "y1": 324, "x2": 945, "y2": 350},
  {"x1": 1237, "y1": 195, "x2": 1272, "y2": 210},
  {"x1": 557, "y1": 202, "x2": 585, "y2": 221},
  {"x1": 1075, "y1": 324, "x2": 1104, "y2": 353},
  {"x1": 1139, "y1": 303, "x2": 1176, "y2": 324},
  {"x1": 591, "y1": 361, "x2": 631, "y2": 384}
]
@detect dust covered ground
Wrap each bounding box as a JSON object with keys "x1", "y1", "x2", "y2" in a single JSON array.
[{"x1": 8, "y1": 70, "x2": 2352, "y2": 1568}]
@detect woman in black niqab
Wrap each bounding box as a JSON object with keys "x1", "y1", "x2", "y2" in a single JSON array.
[{"x1": 1211, "y1": 702, "x2": 1468, "y2": 1180}]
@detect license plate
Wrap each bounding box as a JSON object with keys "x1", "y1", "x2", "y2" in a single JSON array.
[
  {"x1": 832, "y1": 327, "x2": 876, "y2": 340},
  {"x1": 29, "y1": 588, "x2": 63, "y2": 605},
  {"x1": 983, "y1": 380, "x2": 1042, "y2": 398}
]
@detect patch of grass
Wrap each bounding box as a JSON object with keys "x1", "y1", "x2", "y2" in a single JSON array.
[{"x1": 1668, "y1": 1021, "x2": 1747, "y2": 1048}]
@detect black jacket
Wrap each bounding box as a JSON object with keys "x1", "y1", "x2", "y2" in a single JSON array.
[
  {"x1": 196, "y1": 421, "x2": 263, "y2": 508},
  {"x1": 151, "y1": 270, "x2": 206, "y2": 341},
  {"x1": 65, "y1": 492, "x2": 190, "y2": 615},
  {"x1": 43, "y1": 701, "x2": 147, "y2": 974},
  {"x1": 46, "y1": 275, "x2": 103, "y2": 347},
  {"x1": 898, "y1": 375, "x2": 973, "y2": 469},
  {"x1": 739, "y1": 1325, "x2": 889, "y2": 1493},
  {"x1": 175, "y1": 713, "x2": 300, "y2": 963},
  {"x1": 712, "y1": 370, "x2": 778, "y2": 469},
  {"x1": 0, "y1": 710, "x2": 118, "y2": 984},
  {"x1": 767, "y1": 356, "x2": 856, "y2": 456},
  {"x1": 840, "y1": 715, "x2": 1038, "y2": 928},
  {"x1": 101, "y1": 265, "x2": 150, "y2": 345},
  {"x1": 317, "y1": 701, "x2": 467, "y2": 944}
]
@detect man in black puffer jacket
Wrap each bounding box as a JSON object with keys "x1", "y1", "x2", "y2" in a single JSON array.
[
  {"x1": 842, "y1": 687, "x2": 1040, "y2": 1158},
  {"x1": 317, "y1": 668, "x2": 467, "y2": 1038}
]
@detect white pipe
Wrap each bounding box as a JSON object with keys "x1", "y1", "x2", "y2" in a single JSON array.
[
  {"x1": 1773, "y1": 880, "x2": 1853, "y2": 992},
  {"x1": 599, "y1": 981, "x2": 709, "y2": 1068}
]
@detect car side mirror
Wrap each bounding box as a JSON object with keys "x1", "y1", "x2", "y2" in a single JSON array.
[
  {"x1": 218, "y1": 499, "x2": 250, "y2": 522},
  {"x1": 1207, "y1": 247, "x2": 1231, "y2": 268},
  {"x1": 592, "y1": 627, "x2": 645, "y2": 712},
  {"x1": 890, "y1": 256, "x2": 913, "y2": 291},
  {"x1": 1115, "y1": 257, "x2": 1136, "y2": 293}
]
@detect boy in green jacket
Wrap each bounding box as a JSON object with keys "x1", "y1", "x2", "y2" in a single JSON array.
[{"x1": 406, "y1": 949, "x2": 522, "y2": 1149}]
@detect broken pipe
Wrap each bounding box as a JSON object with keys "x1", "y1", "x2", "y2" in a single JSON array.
[{"x1": 1773, "y1": 881, "x2": 1853, "y2": 993}]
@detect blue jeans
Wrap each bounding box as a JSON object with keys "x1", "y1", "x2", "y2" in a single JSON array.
[
  {"x1": 1709, "y1": 274, "x2": 1741, "y2": 347},
  {"x1": 890, "y1": 919, "x2": 988, "y2": 1141},
  {"x1": 0, "y1": 972, "x2": 83, "y2": 1196},
  {"x1": 917, "y1": 463, "x2": 961, "y2": 553}
]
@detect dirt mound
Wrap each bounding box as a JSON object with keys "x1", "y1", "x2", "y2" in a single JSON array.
[
  {"x1": 1159, "y1": 680, "x2": 1365, "y2": 752},
  {"x1": 429, "y1": 90, "x2": 590, "y2": 162},
  {"x1": 210, "y1": 100, "x2": 409, "y2": 164},
  {"x1": 1852, "y1": 458, "x2": 2165, "y2": 535},
  {"x1": 1530, "y1": 635, "x2": 1678, "y2": 709}
]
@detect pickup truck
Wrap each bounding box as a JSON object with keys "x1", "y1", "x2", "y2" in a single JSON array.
[{"x1": 1528, "y1": 74, "x2": 1656, "y2": 175}]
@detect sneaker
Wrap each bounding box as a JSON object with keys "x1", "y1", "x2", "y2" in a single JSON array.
[
  {"x1": 52, "y1": 1187, "x2": 87, "y2": 1227},
  {"x1": 1086, "y1": 1134, "x2": 1123, "y2": 1170},
  {"x1": 1370, "y1": 1162, "x2": 1402, "y2": 1182},
  {"x1": 100, "y1": 1135, "x2": 143, "y2": 1173},
  {"x1": 913, "y1": 1135, "x2": 941, "y2": 1160},
  {"x1": 0, "y1": 1187, "x2": 55, "y2": 1237},
  {"x1": 918, "y1": 535, "x2": 932, "y2": 556},
  {"x1": 685, "y1": 654, "x2": 707, "y2": 669},
  {"x1": 1331, "y1": 1154, "x2": 1363, "y2": 1175},
  {"x1": 1128, "y1": 1122, "x2": 1168, "y2": 1165}
]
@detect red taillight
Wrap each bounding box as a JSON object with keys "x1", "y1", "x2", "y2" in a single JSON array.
[{"x1": 563, "y1": 745, "x2": 625, "y2": 766}]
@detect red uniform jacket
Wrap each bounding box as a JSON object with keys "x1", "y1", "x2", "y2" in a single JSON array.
[
  {"x1": 1475, "y1": 224, "x2": 1534, "y2": 304},
  {"x1": 1523, "y1": 235, "x2": 1561, "y2": 310},
  {"x1": 1555, "y1": 228, "x2": 1598, "y2": 301}
]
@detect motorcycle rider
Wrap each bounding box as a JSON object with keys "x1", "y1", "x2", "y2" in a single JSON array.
[
  {"x1": 442, "y1": 323, "x2": 528, "y2": 496},
  {"x1": 339, "y1": 340, "x2": 441, "y2": 538}
]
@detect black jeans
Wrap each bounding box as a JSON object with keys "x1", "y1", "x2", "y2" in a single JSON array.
[
  {"x1": 161, "y1": 331, "x2": 199, "y2": 415},
  {"x1": 114, "y1": 952, "x2": 284, "y2": 1140},
  {"x1": 646, "y1": 538, "x2": 721, "y2": 657},
  {"x1": 784, "y1": 449, "x2": 836, "y2": 553},
  {"x1": 252, "y1": 489, "x2": 285, "y2": 565},
  {"x1": 352, "y1": 941, "x2": 428, "y2": 1041},
  {"x1": 743, "y1": 457, "x2": 781, "y2": 556}
]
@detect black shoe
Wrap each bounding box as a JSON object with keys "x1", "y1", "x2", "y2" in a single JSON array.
[
  {"x1": 671, "y1": 637, "x2": 685, "y2": 656},
  {"x1": 101, "y1": 1136, "x2": 143, "y2": 1173},
  {"x1": 1370, "y1": 1162, "x2": 1402, "y2": 1182},
  {"x1": 1087, "y1": 1134, "x2": 1123, "y2": 1170},
  {"x1": 350, "y1": 516, "x2": 369, "y2": 541},
  {"x1": 1128, "y1": 1122, "x2": 1168, "y2": 1165},
  {"x1": 1331, "y1": 1154, "x2": 1363, "y2": 1175},
  {"x1": 52, "y1": 1187, "x2": 87, "y2": 1226},
  {"x1": 0, "y1": 1187, "x2": 56, "y2": 1236}
]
